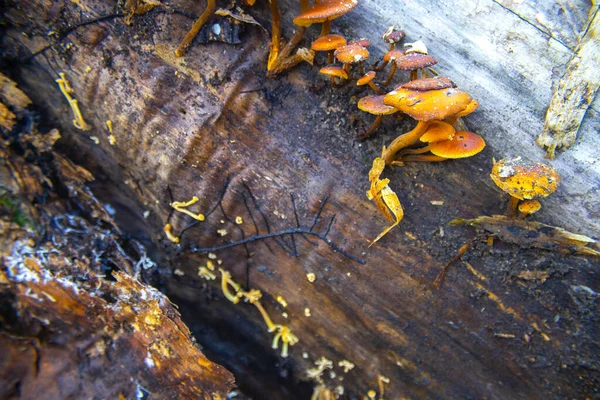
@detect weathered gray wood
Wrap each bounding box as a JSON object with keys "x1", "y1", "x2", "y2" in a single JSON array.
[{"x1": 2, "y1": 0, "x2": 599, "y2": 398}]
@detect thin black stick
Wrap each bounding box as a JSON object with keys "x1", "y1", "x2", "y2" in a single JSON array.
[
  {"x1": 310, "y1": 195, "x2": 329, "y2": 231},
  {"x1": 291, "y1": 193, "x2": 317, "y2": 246},
  {"x1": 190, "y1": 228, "x2": 366, "y2": 264}
]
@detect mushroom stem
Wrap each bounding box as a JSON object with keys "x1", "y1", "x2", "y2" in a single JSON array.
[
  {"x1": 267, "y1": 27, "x2": 308, "y2": 77},
  {"x1": 367, "y1": 81, "x2": 384, "y2": 94},
  {"x1": 396, "y1": 154, "x2": 447, "y2": 162},
  {"x1": 409, "y1": 70, "x2": 418, "y2": 81},
  {"x1": 397, "y1": 144, "x2": 432, "y2": 156},
  {"x1": 506, "y1": 197, "x2": 520, "y2": 218},
  {"x1": 383, "y1": 63, "x2": 397, "y2": 86},
  {"x1": 327, "y1": 51, "x2": 334, "y2": 64},
  {"x1": 175, "y1": 0, "x2": 217, "y2": 57},
  {"x1": 343, "y1": 63, "x2": 350, "y2": 75},
  {"x1": 359, "y1": 61, "x2": 365, "y2": 76},
  {"x1": 373, "y1": 60, "x2": 389, "y2": 72},
  {"x1": 358, "y1": 115, "x2": 383, "y2": 139},
  {"x1": 299, "y1": 0, "x2": 309, "y2": 13},
  {"x1": 320, "y1": 20, "x2": 331, "y2": 36},
  {"x1": 267, "y1": 48, "x2": 314, "y2": 77},
  {"x1": 383, "y1": 120, "x2": 431, "y2": 164},
  {"x1": 267, "y1": 0, "x2": 282, "y2": 70}
]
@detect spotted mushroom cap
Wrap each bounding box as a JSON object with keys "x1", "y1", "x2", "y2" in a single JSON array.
[
  {"x1": 394, "y1": 53, "x2": 438, "y2": 70},
  {"x1": 383, "y1": 49, "x2": 405, "y2": 62},
  {"x1": 311, "y1": 34, "x2": 347, "y2": 51},
  {"x1": 349, "y1": 38, "x2": 371, "y2": 47},
  {"x1": 293, "y1": 0, "x2": 358, "y2": 26},
  {"x1": 400, "y1": 77, "x2": 456, "y2": 91},
  {"x1": 419, "y1": 121, "x2": 456, "y2": 143},
  {"x1": 357, "y1": 71, "x2": 376, "y2": 86},
  {"x1": 429, "y1": 131, "x2": 485, "y2": 158},
  {"x1": 319, "y1": 65, "x2": 349, "y2": 79},
  {"x1": 358, "y1": 95, "x2": 398, "y2": 115},
  {"x1": 334, "y1": 44, "x2": 370, "y2": 64},
  {"x1": 490, "y1": 158, "x2": 560, "y2": 200},
  {"x1": 382, "y1": 27, "x2": 406, "y2": 44},
  {"x1": 383, "y1": 87, "x2": 475, "y2": 121}
]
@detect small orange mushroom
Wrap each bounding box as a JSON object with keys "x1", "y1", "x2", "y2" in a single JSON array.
[
  {"x1": 319, "y1": 65, "x2": 348, "y2": 86},
  {"x1": 490, "y1": 158, "x2": 560, "y2": 218},
  {"x1": 381, "y1": 26, "x2": 405, "y2": 51},
  {"x1": 334, "y1": 44, "x2": 369, "y2": 76},
  {"x1": 311, "y1": 34, "x2": 347, "y2": 63},
  {"x1": 293, "y1": 0, "x2": 358, "y2": 37},
  {"x1": 396, "y1": 131, "x2": 485, "y2": 163},
  {"x1": 399, "y1": 77, "x2": 456, "y2": 91},
  {"x1": 357, "y1": 95, "x2": 398, "y2": 139},
  {"x1": 394, "y1": 53, "x2": 438, "y2": 81},
  {"x1": 518, "y1": 199, "x2": 542, "y2": 216},
  {"x1": 357, "y1": 71, "x2": 383, "y2": 94}
]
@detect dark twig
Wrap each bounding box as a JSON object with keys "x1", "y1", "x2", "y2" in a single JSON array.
[
  {"x1": 433, "y1": 236, "x2": 478, "y2": 289},
  {"x1": 190, "y1": 228, "x2": 366, "y2": 264},
  {"x1": 242, "y1": 192, "x2": 275, "y2": 255},
  {"x1": 310, "y1": 195, "x2": 329, "y2": 231},
  {"x1": 291, "y1": 193, "x2": 317, "y2": 246}
]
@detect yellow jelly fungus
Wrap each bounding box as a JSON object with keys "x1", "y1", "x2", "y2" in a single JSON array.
[
  {"x1": 307, "y1": 272, "x2": 316, "y2": 282},
  {"x1": 106, "y1": 120, "x2": 116, "y2": 145},
  {"x1": 338, "y1": 359, "x2": 355, "y2": 373},
  {"x1": 219, "y1": 269, "x2": 241, "y2": 304},
  {"x1": 367, "y1": 389, "x2": 376, "y2": 399},
  {"x1": 56, "y1": 73, "x2": 91, "y2": 131},
  {"x1": 163, "y1": 223, "x2": 180, "y2": 243},
  {"x1": 304, "y1": 307, "x2": 311, "y2": 317},
  {"x1": 171, "y1": 196, "x2": 205, "y2": 221},
  {"x1": 198, "y1": 266, "x2": 216, "y2": 280},
  {"x1": 206, "y1": 260, "x2": 215, "y2": 271},
  {"x1": 235, "y1": 216, "x2": 243, "y2": 224}
]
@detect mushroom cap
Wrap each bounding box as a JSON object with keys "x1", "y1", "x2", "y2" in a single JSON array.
[
  {"x1": 382, "y1": 27, "x2": 406, "y2": 43},
  {"x1": 357, "y1": 71, "x2": 376, "y2": 85},
  {"x1": 311, "y1": 34, "x2": 347, "y2": 51},
  {"x1": 455, "y1": 99, "x2": 480, "y2": 117},
  {"x1": 349, "y1": 38, "x2": 371, "y2": 47},
  {"x1": 334, "y1": 44, "x2": 370, "y2": 64},
  {"x1": 319, "y1": 65, "x2": 348, "y2": 79},
  {"x1": 395, "y1": 53, "x2": 438, "y2": 70},
  {"x1": 358, "y1": 95, "x2": 398, "y2": 115},
  {"x1": 429, "y1": 131, "x2": 485, "y2": 158},
  {"x1": 518, "y1": 199, "x2": 542, "y2": 215},
  {"x1": 383, "y1": 49, "x2": 404, "y2": 62},
  {"x1": 383, "y1": 87, "x2": 475, "y2": 121},
  {"x1": 293, "y1": 0, "x2": 358, "y2": 26},
  {"x1": 400, "y1": 77, "x2": 456, "y2": 91},
  {"x1": 420, "y1": 121, "x2": 456, "y2": 143},
  {"x1": 490, "y1": 158, "x2": 560, "y2": 200}
]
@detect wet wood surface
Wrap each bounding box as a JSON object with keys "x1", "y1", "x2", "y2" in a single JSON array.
[{"x1": 1, "y1": 0, "x2": 599, "y2": 398}]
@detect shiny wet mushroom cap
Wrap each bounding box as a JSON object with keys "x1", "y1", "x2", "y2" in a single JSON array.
[
  {"x1": 383, "y1": 87, "x2": 475, "y2": 121},
  {"x1": 358, "y1": 95, "x2": 398, "y2": 115},
  {"x1": 429, "y1": 131, "x2": 486, "y2": 158},
  {"x1": 395, "y1": 53, "x2": 438, "y2": 71},
  {"x1": 419, "y1": 121, "x2": 456, "y2": 143},
  {"x1": 334, "y1": 44, "x2": 370, "y2": 64},
  {"x1": 518, "y1": 199, "x2": 542, "y2": 215},
  {"x1": 311, "y1": 34, "x2": 347, "y2": 51},
  {"x1": 319, "y1": 65, "x2": 349, "y2": 80},
  {"x1": 400, "y1": 77, "x2": 456, "y2": 91},
  {"x1": 490, "y1": 158, "x2": 560, "y2": 200},
  {"x1": 382, "y1": 27, "x2": 406, "y2": 44},
  {"x1": 293, "y1": 0, "x2": 358, "y2": 26},
  {"x1": 349, "y1": 38, "x2": 371, "y2": 47}
]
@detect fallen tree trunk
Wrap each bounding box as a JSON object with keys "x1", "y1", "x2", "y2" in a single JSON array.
[{"x1": 1, "y1": 0, "x2": 599, "y2": 398}]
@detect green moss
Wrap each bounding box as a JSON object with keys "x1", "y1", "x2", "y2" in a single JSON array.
[{"x1": 0, "y1": 192, "x2": 33, "y2": 228}]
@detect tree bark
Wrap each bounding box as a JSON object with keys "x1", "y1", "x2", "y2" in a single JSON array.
[{"x1": 1, "y1": 0, "x2": 599, "y2": 398}]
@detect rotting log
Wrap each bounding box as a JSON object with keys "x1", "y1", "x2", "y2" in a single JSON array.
[{"x1": 1, "y1": 0, "x2": 599, "y2": 398}]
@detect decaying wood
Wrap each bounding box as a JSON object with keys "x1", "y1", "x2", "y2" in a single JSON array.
[
  {"x1": 537, "y1": 6, "x2": 600, "y2": 158},
  {"x1": 1, "y1": 0, "x2": 599, "y2": 398},
  {"x1": 0, "y1": 85, "x2": 234, "y2": 399}
]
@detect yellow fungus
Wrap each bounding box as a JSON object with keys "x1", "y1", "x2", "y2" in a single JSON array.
[
  {"x1": 170, "y1": 196, "x2": 205, "y2": 221},
  {"x1": 367, "y1": 389, "x2": 376, "y2": 399},
  {"x1": 272, "y1": 325, "x2": 299, "y2": 358},
  {"x1": 235, "y1": 216, "x2": 243, "y2": 224},
  {"x1": 219, "y1": 269, "x2": 241, "y2": 304},
  {"x1": 217, "y1": 228, "x2": 228, "y2": 236},
  {"x1": 173, "y1": 268, "x2": 185, "y2": 276},
  {"x1": 198, "y1": 266, "x2": 216, "y2": 280},
  {"x1": 56, "y1": 73, "x2": 91, "y2": 131},
  {"x1": 163, "y1": 223, "x2": 180, "y2": 243},
  {"x1": 338, "y1": 359, "x2": 354, "y2": 373},
  {"x1": 276, "y1": 296, "x2": 288, "y2": 308},
  {"x1": 206, "y1": 260, "x2": 215, "y2": 270},
  {"x1": 307, "y1": 357, "x2": 333, "y2": 382},
  {"x1": 307, "y1": 272, "x2": 316, "y2": 282},
  {"x1": 106, "y1": 120, "x2": 116, "y2": 145},
  {"x1": 304, "y1": 307, "x2": 311, "y2": 317},
  {"x1": 208, "y1": 252, "x2": 217, "y2": 259}
]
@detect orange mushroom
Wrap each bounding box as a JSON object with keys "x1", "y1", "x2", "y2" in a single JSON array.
[
  {"x1": 490, "y1": 158, "x2": 560, "y2": 218},
  {"x1": 293, "y1": 0, "x2": 358, "y2": 37},
  {"x1": 357, "y1": 95, "x2": 398, "y2": 139},
  {"x1": 175, "y1": 0, "x2": 216, "y2": 57},
  {"x1": 377, "y1": 48, "x2": 404, "y2": 75},
  {"x1": 319, "y1": 65, "x2": 348, "y2": 86},
  {"x1": 357, "y1": 71, "x2": 383, "y2": 94},
  {"x1": 382, "y1": 87, "x2": 475, "y2": 164},
  {"x1": 311, "y1": 34, "x2": 347, "y2": 64},
  {"x1": 381, "y1": 26, "x2": 405, "y2": 51},
  {"x1": 396, "y1": 130, "x2": 484, "y2": 163},
  {"x1": 518, "y1": 200, "x2": 541, "y2": 216},
  {"x1": 394, "y1": 53, "x2": 438, "y2": 81},
  {"x1": 399, "y1": 77, "x2": 456, "y2": 91},
  {"x1": 334, "y1": 44, "x2": 369, "y2": 76}
]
